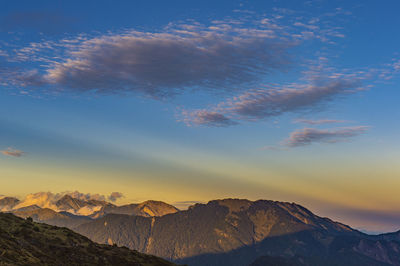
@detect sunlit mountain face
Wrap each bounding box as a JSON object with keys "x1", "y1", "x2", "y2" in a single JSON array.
[{"x1": 1, "y1": 0, "x2": 400, "y2": 265}]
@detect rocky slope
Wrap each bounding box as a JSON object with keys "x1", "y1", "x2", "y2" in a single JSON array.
[
  {"x1": 0, "y1": 212, "x2": 177, "y2": 266},
  {"x1": 90, "y1": 200, "x2": 179, "y2": 218},
  {"x1": 75, "y1": 199, "x2": 400, "y2": 266}
]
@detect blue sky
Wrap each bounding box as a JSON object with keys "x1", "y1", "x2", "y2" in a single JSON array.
[{"x1": 1, "y1": 0, "x2": 400, "y2": 233}]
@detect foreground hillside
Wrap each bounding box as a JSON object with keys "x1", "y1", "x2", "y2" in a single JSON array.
[
  {"x1": 76, "y1": 199, "x2": 400, "y2": 266},
  {"x1": 0, "y1": 213, "x2": 176, "y2": 266}
]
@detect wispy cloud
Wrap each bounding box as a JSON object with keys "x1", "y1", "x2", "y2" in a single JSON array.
[
  {"x1": 1, "y1": 148, "x2": 25, "y2": 157},
  {"x1": 227, "y1": 78, "x2": 362, "y2": 119},
  {"x1": 6, "y1": 18, "x2": 303, "y2": 98},
  {"x1": 284, "y1": 126, "x2": 369, "y2": 147},
  {"x1": 182, "y1": 76, "x2": 364, "y2": 127},
  {"x1": 0, "y1": 8, "x2": 354, "y2": 99},
  {"x1": 43, "y1": 31, "x2": 291, "y2": 97},
  {"x1": 181, "y1": 109, "x2": 238, "y2": 127},
  {"x1": 294, "y1": 118, "x2": 349, "y2": 125}
]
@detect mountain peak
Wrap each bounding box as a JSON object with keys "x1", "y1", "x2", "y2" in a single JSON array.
[
  {"x1": 75, "y1": 198, "x2": 400, "y2": 266},
  {"x1": 210, "y1": 198, "x2": 253, "y2": 212},
  {"x1": 137, "y1": 200, "x2": 179, "y2": 216},
  {"x1": 91, "y1": 200, "x2": 179, "y2": 218},
  {"x1": 0, "y1": 197, "x2": 20, "y2": 211}
]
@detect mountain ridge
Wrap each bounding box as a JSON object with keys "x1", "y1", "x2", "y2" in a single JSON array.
[
  {"x1": 0, "y1": 212, "x2": 177, "y2": 265},
  {"x1": 2, "y1": 195, "x2": 400, "y2": 265},
  {"x1": 0, "y1": 193, "x2": 179, "y2": 229},
  {"x1": 75, "y1": 198, "x2": 400, "y2": 266}
]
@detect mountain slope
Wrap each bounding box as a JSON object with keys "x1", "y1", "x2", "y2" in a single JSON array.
[
  {"x1": 2, "y1": 195, "x2": 178, "y2": 230},
  {"x1": 12, "y1": 207, "x2": 91, "y2": 228},
  {"x1": 90, "y1": 200, "x2": 179, "y2": 218},
  {"x1": 75, "y1": 199, "x2": 400, "y2": 266},
  {"x1": 0, "y1": 197, "x2": 20, "y2": 212},
  {"x1": 0, "y1": 212, "x2": 176, "y2": 266}
]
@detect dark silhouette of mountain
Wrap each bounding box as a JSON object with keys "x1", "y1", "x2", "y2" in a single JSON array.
[
  {"x1": 75, "y1": 199, "x2": 400, "y2": 266},
  {"x1": 90, "y1": 200, "x2": 179, "y2": 218},
  {"x1": 377, "y1": 230, "x2": 400, "y2": 242},
  {"x1": 0, "y1": 212, "x2": 177, "y2": 265}
]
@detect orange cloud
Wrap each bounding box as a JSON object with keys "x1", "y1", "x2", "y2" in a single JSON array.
[{"x1": 1, "y1": 147, "x2": 25, "y2": 157}]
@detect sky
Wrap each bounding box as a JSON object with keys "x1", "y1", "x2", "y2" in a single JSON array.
[{"x1": 0, "y1": 0, "x2": 400, "y2": 233}]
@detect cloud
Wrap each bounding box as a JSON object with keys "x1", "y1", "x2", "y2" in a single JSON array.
[
  {"x1": 181, "y1": 109, "x2": 238, "y2": 127},
  {"x1": 393, "y1": 60, "x2": 400, "y2": 71},
  {"x1": 2, "y1": 9, "x2": 351, "y2": 98},
  {"x1": 38, "y1": 24, "x2": 293, "y2": 98},
  {"x1": 294, "y1": 118, "x2": 348, "y2": 125},
  {"x1": 227, "y1": 78, "x2": 362, "y2": 119},
  {"x1": 1, "y1": 9, "x2": 377, "y2": 133},
  {"x1": 376, "y1": 58, "x2": 400, "y2": 80},
  {"x1": 64, "y1": 191, "x2": 107, "y2": 202},
  {"x1": 284, "y1": 126, "x2": 369, "y2": 147},
  {"x1": 13, "y1": 191, "x2": 109, "y2": 209},
  {"x1": 13, "y1": 192, "x2": 56, "y2": 210},
  {"x1": 1, "y1": 147, "x2": 25, "y2": 157},
  {"x1": 108, "y1": 192, "x2": 124, "y2": 202},
  {"x1": 12, "y1": 191, "x2": 124, "y2": 215},
  {"x1": 11, "y1": 191, "x2": 109, "y2": 216},
  {"x1": 182, "y1": 76, "x2": 364, "y2": 126}
]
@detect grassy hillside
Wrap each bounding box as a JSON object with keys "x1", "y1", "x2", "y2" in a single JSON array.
[{"x1": 0, "y1": 212, "x2": 177, "y2": 266}]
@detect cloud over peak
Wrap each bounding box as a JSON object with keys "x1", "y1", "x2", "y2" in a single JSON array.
[
  {"x1": 108, "y1": 192, "x2": 124, "y2": 202},
  {"x1": 12, "y1": 191, "x2": 125, "y2": 215}
]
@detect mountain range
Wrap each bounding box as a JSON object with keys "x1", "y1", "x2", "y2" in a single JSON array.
[
  {"x1": 75, "y1": 199, "x2": 400, "y2": 266},
  {"x1": 1, "y1": 194, "x2": 400, "y2": 265},
  {"x1": 0, "y1": 212, "x2": 176, "y2": 265},
  {"x1": 0, "y1": 194, "x2": 179, "y2": 229}
]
